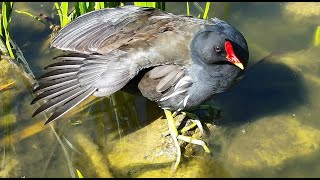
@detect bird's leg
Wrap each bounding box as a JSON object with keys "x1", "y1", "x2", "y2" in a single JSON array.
[
  {"x1": 164, "y1": 109, "x2": 181, "y2": 171},
  {"x1": 164, "y1": 109, "x2": 211, "y2": 171},
  {"x1": 162, "y1": 111, "x2": 201, "y2": 136},
  {"x1": 178, "y1": 104, "x2": 221, "y2": 139},
  {"x1": 179, "y1": 112, "x2": 204, "y2": 136}
]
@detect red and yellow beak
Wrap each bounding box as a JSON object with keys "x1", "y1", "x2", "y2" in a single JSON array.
[{"x1": 225, "y1": 41, "x2": 244, "y2": 70}]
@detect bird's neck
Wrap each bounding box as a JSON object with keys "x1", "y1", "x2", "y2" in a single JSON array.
[{"x1": 189, "y1": 63, "x2": 243, "y2": 92}]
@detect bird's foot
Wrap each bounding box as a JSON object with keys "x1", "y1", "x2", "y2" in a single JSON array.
[{"x1": 164, "y1": 110, "x2": 211, "y2": 172}]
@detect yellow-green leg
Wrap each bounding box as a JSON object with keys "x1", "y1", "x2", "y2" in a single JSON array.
[
  {"x1": 162, "y1": 112, "x2": 205, "y2": 138},
  {"x1": 179, "y1": 112, "x2": 205, "y2": 135},
  {"x1": 164, "y1": 109, "x2": 211, "y2": 171}
]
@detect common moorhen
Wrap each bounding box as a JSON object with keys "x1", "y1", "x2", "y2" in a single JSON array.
[{"x1": 31, "y1": 5, "x2": 249, "y2": 170}]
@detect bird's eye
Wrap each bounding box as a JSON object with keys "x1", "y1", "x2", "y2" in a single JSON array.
[{"x1": 214, "y1": 47, "x2": 221, "y2": 53}]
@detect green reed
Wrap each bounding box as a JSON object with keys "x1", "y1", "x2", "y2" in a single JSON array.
[
  {"x1": 134, "y1": 2, "x2": 165, "y2": 11},
  {"x1": 55, "y1": 2, "x2": 124, "y2": 28},
  {"x1": 314, "y1": 26, "x2": 320, "y2": 47},
  {"x1": 0, "y1": 2, "x2": 14, "y2": 58},
  {"x1": 186, "y1": 2, "x2": 211, "y2": 19},
  {"x1": 54, "y1": 2, "x2": 70, "y2": 27}
]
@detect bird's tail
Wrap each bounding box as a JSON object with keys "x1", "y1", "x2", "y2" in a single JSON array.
[{"x1": 31, "y1": 52, "x2": 131, "y2": 124}]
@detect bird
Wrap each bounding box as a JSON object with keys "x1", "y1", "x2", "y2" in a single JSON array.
[{"x1": 31, "y1": 5, "x2": 249, "y2": 171}]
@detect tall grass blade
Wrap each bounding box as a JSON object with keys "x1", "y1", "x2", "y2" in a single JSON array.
[
  {"x1": 94, "y1": 2, "x2": 104, "y2": 10},
  {"x1": 73, "y1": 2, "x2": 81, "y2": 17},
  {"x1": 186, "y1": 2, "x2": 190, "y2": 16},
  {"x1": 314, "y1": 26, "x2": 320, "y2": 47},
  {"x1": 134, "y1": 2, "x2": 154, "y2": 7},
  {"x1": 1, "y1": 2, "x2": 14, "y2": 58},
  {"x1": 134, "y1": 2, "x2": 165, "y2": 10},
  {"x1": 203, "y1": 2, "x2": 211, "y2": 19},
  {"x1": 76, "y1": 169, "x2": 84, "y2": 178},
  {"x1": 15, "y1": 10, "x2": 48, "y2": 25},
  {"x1": 54, "y1": 2, "x2": 63, "y2": 27},
  {"x1": 61, "y1": 2, "x2": 70, "y2": 27},
  {"x1": 86, "y1": 2, "x2": 95, "y2": 11},
  {"x1": 106, "y1": 2, "x2": 121, "y2": 8},
  {"x1": 79, "y1": 2, "x2": 87, "y2": 15},
  {"x1": 155, "y1": 2, "x2": 165, "y2": 10},
  {"x1": 0, "y1": 14, "x2": 3, "y2": 38}
]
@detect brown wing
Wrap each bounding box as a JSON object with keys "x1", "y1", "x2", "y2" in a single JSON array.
[
  {"x1": 33, "y1": 6, "x2": 204, "y2": 124},
  {"x1": 51, "y1": 5, "x2": 176, "y2": 54}
]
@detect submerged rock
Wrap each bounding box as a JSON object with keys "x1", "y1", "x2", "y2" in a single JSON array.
[
  {"x1": 225, "y1": 116, "x2": 320, "y2": 169},
  {"x1": 283, "y1": 2, "x2": 320, "y2": 24},
  {"x1": 0, "y1": 153, "x2": 21, "y2": 178},
  {"x1": 105, "y1": 115, "x2": 229, "y2": 178}
]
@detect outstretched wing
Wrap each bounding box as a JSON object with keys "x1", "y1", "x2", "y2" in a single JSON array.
[
  {"x1": 32, "y1": 51, "x2": 133, "y2": 124},
  {"x1": 32, "y1": 6, "x2": 204, "y2": 124},
  {"x1": 51, "y1": 5, "x2": 173, "y2": 54}
]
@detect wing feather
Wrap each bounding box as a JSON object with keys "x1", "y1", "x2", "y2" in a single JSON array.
[{"x1": 33, "y1": 6, "x2": 205, "y2": 123}]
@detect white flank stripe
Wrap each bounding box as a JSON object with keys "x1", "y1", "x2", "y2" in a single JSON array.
[
  {"x1": 174, "y1": 76, "x2": 192, "y2": 91},
  {"x1": 183, "y1": 94, "x2": 190, "y2": 107},
  {"x1": 159, "y1": 89, "x2": 188, "y2": 102}
]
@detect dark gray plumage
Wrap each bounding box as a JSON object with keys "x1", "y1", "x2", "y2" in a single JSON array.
[{"x1": 32, "y1": 5, "x2": 249, "y2": 124}]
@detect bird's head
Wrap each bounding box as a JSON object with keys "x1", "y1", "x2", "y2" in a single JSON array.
[{"x1": 190, "y1": 18, "x2": 249, "y2": 71}]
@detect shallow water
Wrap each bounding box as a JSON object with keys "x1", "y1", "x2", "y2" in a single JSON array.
[{"x1": 1, "y1": 2, "x2": 320, "y2": 177}]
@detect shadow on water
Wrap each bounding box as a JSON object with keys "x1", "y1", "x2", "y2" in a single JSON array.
[{"x1": 211, "y1": 53, "x2": 309, "y2": 127}]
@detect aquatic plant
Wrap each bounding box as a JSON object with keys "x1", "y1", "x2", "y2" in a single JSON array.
[
  {"x1": 55, "y1": 2, "x2": 125, "y2": 28},
  {"x1": 134, "y1": 2, "x2": 165, "y2": 10},
  {"x1": 186, "y1": 2, "x2": 211, "y2": 19},
  {"x1": 54, "y1": 2, "x2": 71, "y2": 28},
  {"x1": 0, "y1": 2, "x2": 14, "y2": 58},
  {"x1": 314, "y1": 26, "x2": 320, "y2": 47}
]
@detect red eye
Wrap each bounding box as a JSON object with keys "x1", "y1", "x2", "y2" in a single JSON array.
[{"x1": 214, "y1": 46, "x2": 221, "y2": 53}]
